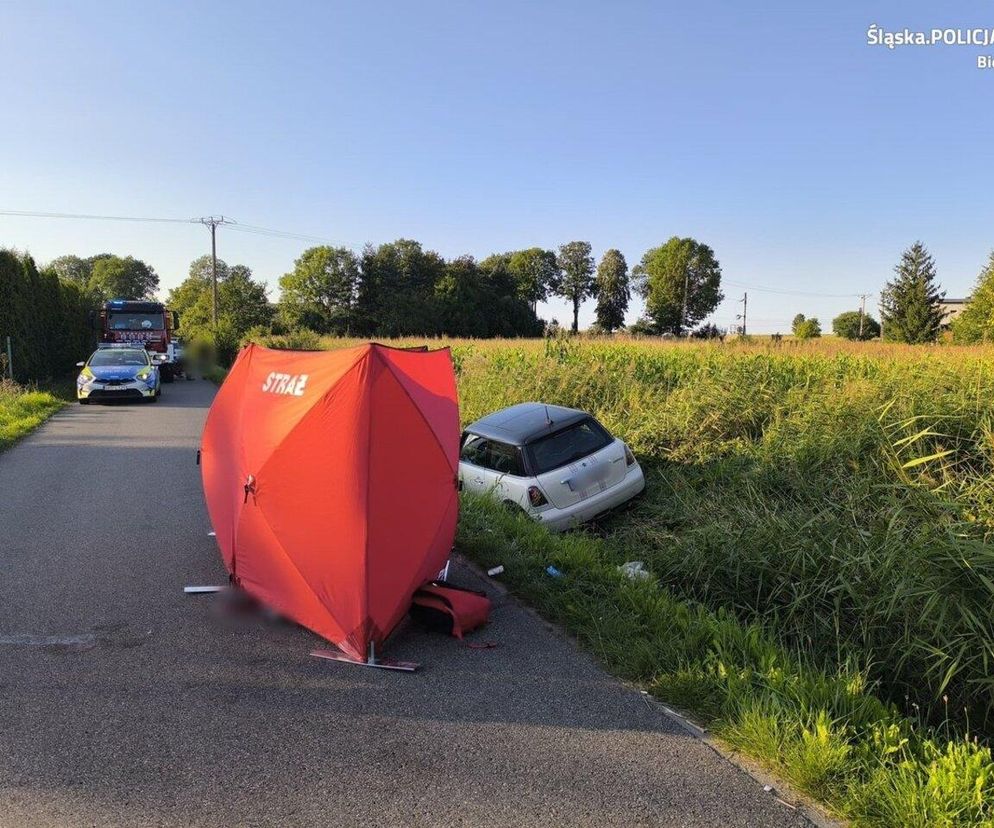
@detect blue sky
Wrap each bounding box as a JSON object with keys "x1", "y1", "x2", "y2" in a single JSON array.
[{"x1": 1, "y1": 0, "x2": 992, "y2": 332}]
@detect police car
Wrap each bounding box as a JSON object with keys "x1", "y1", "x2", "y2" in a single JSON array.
[{"x1": 76, "y1": 344, "x2": 162, "y2": 404}]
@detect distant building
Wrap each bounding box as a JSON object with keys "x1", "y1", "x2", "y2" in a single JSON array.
[{"x1": 940, "y1": 297, "x2": 970, "y2": 328}]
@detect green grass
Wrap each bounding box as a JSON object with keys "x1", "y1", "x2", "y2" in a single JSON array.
[
  {"x1": 248, "y1": 333, "x2": 994, "y2": 825},
  {"x1": 459, "y1": 494, "x2": 994, "y2": 827},
  {"x1": 203, "y1": 364, "x2": 229, "y2": 384},
  {"x1": 253, "y1": 335, "x2": 994, "y2": 728},
  {"x1": 0, "y1": 379, "x2": 65, "y2": 452}
]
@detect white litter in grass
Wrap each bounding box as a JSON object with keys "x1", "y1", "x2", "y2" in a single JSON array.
[
  {"x1": 618, "y1": 561, "x2": 652, "y2": 580},
  {"x1": 487, "y1": 565, "x2": 505, "y2": 576},
  {"x1": 763, "y1": 785, "x2": 774, "y2": 793}
]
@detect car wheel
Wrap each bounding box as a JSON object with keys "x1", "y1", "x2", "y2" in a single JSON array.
[
  {"x1": 78, "y1": 398, "x2": 90, "y2": 405},
  {"x1": 502, "y1": 500, "x2": 527, "y2": 516}
]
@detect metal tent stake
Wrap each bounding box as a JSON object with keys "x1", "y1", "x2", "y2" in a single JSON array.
[{"x1": 310, "y1": 641, "x2": 419, "y2": 672}]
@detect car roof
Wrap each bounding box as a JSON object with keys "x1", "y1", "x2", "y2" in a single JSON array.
[{"x1": 465, "y1": 402, "x2": 590, "y2": 447}]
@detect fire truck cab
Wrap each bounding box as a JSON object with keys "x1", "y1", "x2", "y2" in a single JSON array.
[{"x1": 93, "y1": 299, "x2": 182, "y2": 381}]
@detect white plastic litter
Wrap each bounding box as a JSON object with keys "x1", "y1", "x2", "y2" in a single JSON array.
[
  {"x1": 487, "y1": 565, "x2": 505, "y2": 576},
  {"x1": 618, "y1": 561, "x2": 652, "y2": 580}
]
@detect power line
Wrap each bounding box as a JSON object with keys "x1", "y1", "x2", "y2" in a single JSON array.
[
  {"x1": 723, "y1": 279, "x2": 869, "y2": 299},
  {"x1": 0, "y1": 209, "x2": 338, "y2": 244},
  {"x1": 227, "y1": 223, "x2": 340, "y2": 245},
  {"x1": 0, "y1": 209, "x2": 193, "y2": 224}
]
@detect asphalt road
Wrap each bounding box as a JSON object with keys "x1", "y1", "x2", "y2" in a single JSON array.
[{"x1": 0, "y1": 380, "x2": 810, "y2": 827}]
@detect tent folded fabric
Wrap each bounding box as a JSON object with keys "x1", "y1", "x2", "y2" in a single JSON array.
[{"x1": 200, "y1": 342, "x2": 459, "y2": 660}]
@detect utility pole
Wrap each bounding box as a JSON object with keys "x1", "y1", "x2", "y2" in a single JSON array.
[
  {"x1": 857, "y1": 293, "x2": 871, "y2": 339},
  {"x1": 193, "y1": 216, "x2": 235, "y2": 328},
  {"x1": 736, "y1": 292, "x2": 748, "y2": 336}
]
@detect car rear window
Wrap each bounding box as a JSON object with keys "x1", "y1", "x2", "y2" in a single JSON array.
[{"x1": 525, "y1": 418, "x2": 612, "y2": 475}]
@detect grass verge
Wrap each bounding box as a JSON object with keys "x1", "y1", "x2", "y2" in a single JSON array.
[
  {"x1": 458, "y1": 494, "x2": 994, "y2": 828},
  {"x1": 0, "y1": 379, "x2": 66, "y2": 452},
  {"x1": 202, "y1": 364, "x2": 229, "y2": 384}
]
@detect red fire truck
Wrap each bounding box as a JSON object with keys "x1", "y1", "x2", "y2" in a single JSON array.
[{"x1": 93, "y1": 299, "x2": 182, "y2": 381}]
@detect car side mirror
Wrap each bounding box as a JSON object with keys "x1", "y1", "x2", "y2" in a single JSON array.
[{"x1": 76, "y1": 361, "x2": 85, "y2": 368}]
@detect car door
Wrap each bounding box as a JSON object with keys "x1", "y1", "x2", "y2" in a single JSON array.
[
  {"x1": 459, "y1": 435, "x2": 524, "y2": 502},
  {"x1": 459, "y1": 434, "x2": 499, "y2": 495}
]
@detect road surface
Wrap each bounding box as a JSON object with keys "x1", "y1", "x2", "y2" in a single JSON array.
[{"x1": 0, "y1": 380, "x2": 810, "y2": 827}]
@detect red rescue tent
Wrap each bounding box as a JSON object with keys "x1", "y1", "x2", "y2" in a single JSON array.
[{"x1": 200, "y1": 342, "x2": 459, "y2": 662}]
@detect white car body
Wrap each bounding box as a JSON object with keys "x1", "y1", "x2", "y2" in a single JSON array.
[{"x1": 458, "y1": 403, "x2": 645, "y2": 531}]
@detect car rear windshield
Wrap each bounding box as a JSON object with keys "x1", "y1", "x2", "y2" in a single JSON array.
[{"x1": 525, "y1": 418, "x2": 612, "y2": 475}]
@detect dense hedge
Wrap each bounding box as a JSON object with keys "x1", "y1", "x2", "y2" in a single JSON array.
[{"x1": 0, "y1": 249, "x2": 95, "y2": 382}]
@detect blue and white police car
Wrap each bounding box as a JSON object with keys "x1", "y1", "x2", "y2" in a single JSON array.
[{"x1": 76, "y1": 345, "x2": 161, "y2": 404}]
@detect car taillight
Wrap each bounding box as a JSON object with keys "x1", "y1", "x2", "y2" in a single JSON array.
[
  {"x1": 527, "y1": 486, "x2": 548, "y2": 507},
  {"x1": 624, "y1": 445, "x2": 637, "y2": 466}
]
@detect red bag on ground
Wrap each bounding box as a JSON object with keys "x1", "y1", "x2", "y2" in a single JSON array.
[{"x1": 411, "y1": 583, "x2": 492, "y2": 639}]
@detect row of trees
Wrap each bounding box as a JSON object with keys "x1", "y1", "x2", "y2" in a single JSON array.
[
  {"x1": 273, "y1": 236, "x2": 722, "y2": 337},
  {"x1": 163, "y1": 237, "x2": 726, "y2": 361},
  {"x1": 1, "y1": 233, "x2": 728, "y2": 378},
  {"x1": 788, "y1": 311, "x2": 882, "y2": 341},
  {"x1": 0, "y1": 250, "x2": 93, "y2": 382},
  {"x1": 793, "y1": 242, "x2": 991, "y2": 344}
]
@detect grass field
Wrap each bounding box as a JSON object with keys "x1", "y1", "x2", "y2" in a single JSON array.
[
  {"x1": 0, "y1": 379, "x2": 65, "y2": 452},
  {"x1": 249, "y1": 334, "x2": 994, "y2": 826}
]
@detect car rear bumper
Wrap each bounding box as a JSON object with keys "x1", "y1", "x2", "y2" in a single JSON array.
[{"x1": 534, "y1": 464, "x2": 646, "y2": 532}]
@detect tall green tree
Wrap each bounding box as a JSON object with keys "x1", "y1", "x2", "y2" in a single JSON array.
[
  {"x1": 833, "y1": 310, "x2": 880, "y2": 340},
  {"x1": 437, "y1": 257, "x2": 542, "y2": 337},
  {"x1": 556, "y1": 241, "x2": 595, "y2": 333},
  {"x1": 794, "y1": 317, "x2": 822, "y2": 339},
  {"x1": 187, "y1": 253, "x2": 230, "y2": 285},
  {"x1": 355, "y1": 240, "x2": 445, "y2": 336},
  {"x1": 45, "y1": 253, "x2": 113, "y2": 288},
  {"x1": 634, "y1": 237, "x2": 723, "y2": 335},
  {"x1": 479, "y1": 249, "x2": 561, "y2": 307},
  {"x1": 88, "y1": 255, "x2": 159, "y2": 300},
  {"x1": 167, "y1": 257, "x2": 273, "y2": 363},
  {"x1": 508, "y1": 248, "x2": 560, "y2": 306},
  {"x1": 278, "y1": 246, "x2": 360, "y2": 334},
  {"x1": 223, "y1": 265, "x2": 274, "y2": 335},
  {"x1": 952, "y1": 251, "x2": 994, "y2": 343},
  {"x1": 880, "y1": 242, "x2": 944, "y2": 343},
  {"x1": 48, "y1": 255, "x2": 90, "y2": 286},
  {"x1": 0, "y1": 250, "x2": 94, "y2": 381},
  {"x1": 593, "y1": 249, "x2": 629, "y2": 333}
]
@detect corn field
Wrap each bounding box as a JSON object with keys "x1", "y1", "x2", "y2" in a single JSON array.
[{"x1": 294, "y1": 335, "x2": 994, "y2": 731}]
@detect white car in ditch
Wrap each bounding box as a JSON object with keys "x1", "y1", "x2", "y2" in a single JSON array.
[{"x1": 459, "y1": 403, "x2": 645, "y2": 531}]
